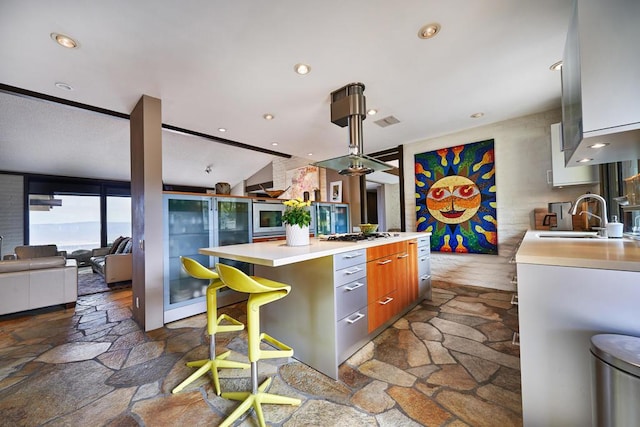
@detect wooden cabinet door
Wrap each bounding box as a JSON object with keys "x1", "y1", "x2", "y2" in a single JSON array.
[
  {"x1": 368, "y1": 290, "x2": 398, "y2": 332},
  {"x1": 367, "y1": 256, "x2": 396, "y2": 303},
  {"x1": 407, "y1": 239, "x2": 420, "y2": 304},
  {"x1": 395, "y1": 250, "x2": 412, "y2": 312}
]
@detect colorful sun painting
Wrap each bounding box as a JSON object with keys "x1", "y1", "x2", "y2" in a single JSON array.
[{"x1": 415, "y1": 139, "x2": 497, "y2": 254}]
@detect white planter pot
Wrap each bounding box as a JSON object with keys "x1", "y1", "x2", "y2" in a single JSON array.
[{"x1": 285, "y1": 224, "x2": 309, "y2": 246}]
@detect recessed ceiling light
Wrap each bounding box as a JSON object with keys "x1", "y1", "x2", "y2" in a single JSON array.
[
  {"x1": 54, "y1": 82, "x2": 73, "y2": 91},
  {"x1": 589, "y1": 142, "x2": 609, "y2": 149},
  {"x1": 218, "y1": 128, "x2": 227, "y2": 132},
  {"x1": 294, "y1": 63, "x2": 311, "y2": 75},
  {"x1": 271, "y1": 142, "x2": 278, "y2": 146},
  {"x1": 470, "y1": 112, "x2": 484, "y2": 119},
  {"x1": 307, "y1": 153, "x2": 313, "y2": 156},
  {"x1": 367, "y1": 109, "x2": 378, "y2": 116},
  {"x1": 549, "y1": 60, "x2": 563, "y2": 71},
  {"x1": 577, "y1": 158, "x2": 593, "y2": 163},
  {"x1": 418, "y1": 23, "x2": 441, "y2": 39},
  {"x1": 51, "y1": 32, "x2": 78, "y2": 49},
  {"x1": 263, "y1": 113, "x2": 274, "y2": 120}
]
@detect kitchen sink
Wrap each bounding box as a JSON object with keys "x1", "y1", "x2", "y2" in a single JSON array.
[{"x1": 535, "y1": 231, "x2": 600, "y2": 239}]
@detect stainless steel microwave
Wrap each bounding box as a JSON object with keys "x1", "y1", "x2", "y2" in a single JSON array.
[
  {"x1": 252, "y1": 200, "x2": 315, "y2": 236},
  {"x1": 253, "y1": 201, "x2": 286, "y2": 236}
]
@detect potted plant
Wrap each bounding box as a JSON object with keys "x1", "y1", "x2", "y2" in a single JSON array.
[{"x1": 282, "y1": 198, "x2": 312, "y2": 246}]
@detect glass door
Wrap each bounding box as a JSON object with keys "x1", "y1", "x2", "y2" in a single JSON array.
[
  {"x1": 333, "y1": 204, "x2": 350, "y2": 234},
  {"x1": 214, "y1": 197, "x2": 252, "y2": 275},
  {"x1": 163, "y1": 195, "x2": 212, "y2": 323},
  {"x1": 316, "y1": 203, "x2": 332, "y2": 235}
]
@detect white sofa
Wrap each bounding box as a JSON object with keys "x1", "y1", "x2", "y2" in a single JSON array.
[
  {"x1": 89, "y1": 237, "x2": 132, "y2": 284},
  {"x1": 0, "y1": 256, "x2": 77, "y2": 316}
]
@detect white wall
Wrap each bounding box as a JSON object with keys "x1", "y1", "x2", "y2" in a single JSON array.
[{"x1": 403, "y1": 109, "x2": 599, "y2": 291}]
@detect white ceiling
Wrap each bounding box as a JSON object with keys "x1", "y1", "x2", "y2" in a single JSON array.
[{"x1": 0, "y1": 0, "x2": 572, "y2": 189}]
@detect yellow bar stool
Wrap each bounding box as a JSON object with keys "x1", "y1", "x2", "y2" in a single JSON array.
[
  {"x1": 216, "y1": 263, "x2": 301, "y2": 427},
  {"x1": 172, "y1": 256, "x2": 249, "y2": 396}
]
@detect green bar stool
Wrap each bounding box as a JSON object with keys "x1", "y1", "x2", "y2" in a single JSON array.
[
  {"x1": 172, "y1": 256, "x2": 249, "y2": 396},
  {"x1": 216, "y1": 263, "x2": 301, "y2": 427}
]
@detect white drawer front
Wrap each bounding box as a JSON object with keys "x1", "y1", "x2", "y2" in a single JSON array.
[
  {"x1": 417, "y1": 245, "x2": 430, "y2": 257},
  {"x1": 417, "y1": 236, "x2": 430, "y2": 248},
  {"x1": 336, "y1": 278, "x2": 367, "y2": 320},
  {"x1": 334, "y1": 250, "x2": 367, "y2": 271},
  {"x1": 334, "y1": 263, "x2": 366, "y2": 288},
  {"x1": 418, "y1": 255, "x2": 431, "y2": 277},
  {"x1": 336, "y1": 307, "x2": 368, "y2": 363}
]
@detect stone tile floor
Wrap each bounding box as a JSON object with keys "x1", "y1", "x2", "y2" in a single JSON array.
[{"x1": 0, "y1": 282, "x2": 521, "y2": 426}]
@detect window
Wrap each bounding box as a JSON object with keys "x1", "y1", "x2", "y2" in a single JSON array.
[
  {"x1": 29, "y1": 194, "x2": 101, "y2": 252},
  {"x1": 107, "y1": 196, "x2": 132, "y2": 244}
]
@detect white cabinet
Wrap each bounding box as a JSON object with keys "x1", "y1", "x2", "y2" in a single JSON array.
[
  {"x1": 517, "y1": 262, "x2": 640, "y2": 426},
  {"x1": 416, "y1": 236, "x2": 432, "y2": 300},
  {"x1": 561, "y1": 0, "x2": 640, "y2": 165},
  {"x1": 162, "y1": 194, "x2": 250, "y2": 323},
  {"x1": 333, "y1": 250, "x2": 369, "y2": 363},
  {"x1": 549, "y1": 123, "x2": 599, "y2": 187}
]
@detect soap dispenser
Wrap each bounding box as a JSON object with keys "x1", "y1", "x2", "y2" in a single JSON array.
[{"x1": 606, "y1": 215, "x2": 623, "y2": 238}]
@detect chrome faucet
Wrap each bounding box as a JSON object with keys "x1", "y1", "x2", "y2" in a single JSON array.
[{"x1": 570, "y1": 194, "x2": 608, "y2": 237}]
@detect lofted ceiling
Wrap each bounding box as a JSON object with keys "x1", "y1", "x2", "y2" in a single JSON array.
[{"x1": 0, "y1": 0, "x2": 572, "y2": 189}]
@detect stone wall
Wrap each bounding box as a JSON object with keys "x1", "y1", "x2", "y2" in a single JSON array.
[{"x1": 0, "y1": 173, "x2": 24, "y2": 259}]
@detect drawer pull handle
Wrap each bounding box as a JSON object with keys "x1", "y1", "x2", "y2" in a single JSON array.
[
  {"x1": 343, "y1": 252, "x2": 363, "y2": 259},
  {"x1": 345, "y1": 282, "x2": 364, "y2": 291},
  {"x1": 346, "y1": 313, "x2": 365, "y2": 324},
  {"x1": 420, "y1": 274, "x2": 430, "y2": 281},
  {"x1": 344, "y1": 267, "x2": 362, "y2": 275},
  {"x1": 377, "y1": 259, "x2": 392, "y2": 265},
  {"x1": 397, "y1": 253, "x2": 409, "y2": 259},
  {"x1": 420, "y1": 257, "x2": 428, "y2": 262},
  {"x1": 409, "y1": 241, "x2": 417, "y2": 245},
  {"x1": 379, "y1": 297, "x2": 394, "y2": 305}
]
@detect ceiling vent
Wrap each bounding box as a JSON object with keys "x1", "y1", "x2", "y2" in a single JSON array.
[
  {"x1": 374, "y1": 115, "x2": 401, "y2": 128},
  {"x1": 313, "y1": 82, "x2": 393, "y2": 176}
]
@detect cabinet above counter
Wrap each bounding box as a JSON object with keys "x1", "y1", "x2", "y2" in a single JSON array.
[{"x1": 561, "y1": 0, "x2": 640, "y2": 166}]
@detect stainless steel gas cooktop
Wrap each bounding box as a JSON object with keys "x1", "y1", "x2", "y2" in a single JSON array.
[{"x1": 325, "y1": 232, "x2": 392, "y2": 242}]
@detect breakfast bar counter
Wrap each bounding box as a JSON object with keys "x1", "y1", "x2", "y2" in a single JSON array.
[{"x1": 200, "y1": 232, "x2": 431, "y2": 379}]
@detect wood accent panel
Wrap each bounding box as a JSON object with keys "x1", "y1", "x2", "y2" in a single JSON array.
[
  {"x1": 366, "y1": 241, "x2": 407, "y2": 262},
  {"x1": 366, "y1": 240, "x2": 411, "y2": 332},
  {"x1": 252, "y1": 235, "x2": 285, "y2": 243},
  {"x1": 396, "y1": 248, "x2": 413, "y2": 310},
  {"x1": 366, "y1": 256, "x2": 397, "y2": 304},
  {"x1": 368, "y1": 290, "x2": 399, "y2": 332}
]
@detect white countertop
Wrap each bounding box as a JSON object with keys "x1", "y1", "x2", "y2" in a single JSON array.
[
  {"x1": 515, "y1": 230, "x2": 640, "y2": 272},
  {"x1": 200, "y1": 232, "x2": 429, "y2": 267}
]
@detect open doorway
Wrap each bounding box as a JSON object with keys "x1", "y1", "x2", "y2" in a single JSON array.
[{"x1": 362, "y1": 146, "x2": 405, "y2": 232}]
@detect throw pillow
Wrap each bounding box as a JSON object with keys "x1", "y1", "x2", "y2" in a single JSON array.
[
  {"x1": 122, "y1": 238, "x2": 133, "y2": 254},
  {"x1": 115, "y1": 237, "x2": 130, "y2": 254},
  {"x1": 109, "y1": 236, "x2": 125, "y2": 254}
]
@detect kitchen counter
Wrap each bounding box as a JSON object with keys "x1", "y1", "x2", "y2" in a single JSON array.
[
  {"x1": 200, "y1": 231, "x2": 431, "y2": 379},
  {"x1": 199, "y1": 232, "x2": 426, "y2": 266},
  {"x1": 515, "y1": 229, "x2": 640, "y2": 426},
  {"x1": 515, "y1": 230, "x2": 640, "y2": 271}
]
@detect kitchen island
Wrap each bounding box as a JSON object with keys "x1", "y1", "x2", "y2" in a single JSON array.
[
  {"x1": 515, "y1": 231, "x2": 640, "y2": 426},
  {"x1": 200, "y1": 232, "x2": 431, "y2": 379}
]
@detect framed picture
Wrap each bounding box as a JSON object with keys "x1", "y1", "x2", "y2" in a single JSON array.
[
  {"x1": 414, "y1": 139, "x2": 497, "y2": 255},
  {"x1": 330, "y1": 181, "x2": 342, "y2": 202}
]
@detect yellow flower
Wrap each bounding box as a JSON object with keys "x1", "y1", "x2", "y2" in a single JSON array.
[{"x1": 281, "y1": 197, "x2": 312, "y2": 227}]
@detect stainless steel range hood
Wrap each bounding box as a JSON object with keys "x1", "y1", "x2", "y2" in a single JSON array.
[{"x1": 313, "y1": 82, "x2": 392, "y2": 176}]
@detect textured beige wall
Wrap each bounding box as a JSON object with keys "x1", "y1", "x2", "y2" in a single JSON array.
[
  {"x1": 0, "y1": 174, "x2": 24, "y2": 258},
  {"x1": 403, "y1": 108, "x2": 599, "y2": 291}
]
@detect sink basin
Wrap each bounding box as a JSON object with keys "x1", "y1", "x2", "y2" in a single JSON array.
[{"x1": 536, "y1": 231, "x2": 600, "y2": 239}]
